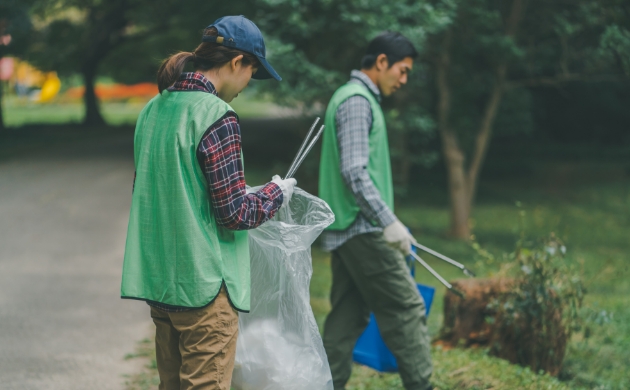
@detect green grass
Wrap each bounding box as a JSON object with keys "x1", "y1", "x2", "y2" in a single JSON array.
[
  {"x1": 308, "y1": 168, "x2": 629, "y2": 389},
  {"x1": 125, "y1": 176, "x2": 629, "y2": 389},
  {"x1": 123, "y1": 338, "x2": 159, "y2": 390},
  {"x1": 4, "y1": 91, "x2": 290, "y2": 127}
]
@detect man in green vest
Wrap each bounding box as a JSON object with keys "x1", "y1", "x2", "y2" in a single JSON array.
[{"x1": 319, "y1": 32, "x2": 433, "y2": 390}]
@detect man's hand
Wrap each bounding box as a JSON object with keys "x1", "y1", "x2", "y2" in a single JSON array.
[
  {"x1": 272, "y1": 175, "x2": 297, "y2": 208},
  {"x1": 383, "y1": 219, "x2": 417, "y2": 255}
]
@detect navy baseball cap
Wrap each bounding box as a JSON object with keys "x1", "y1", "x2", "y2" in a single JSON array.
[{"x1": 202, "y1": 15, "x2": 281, "y2": 81}]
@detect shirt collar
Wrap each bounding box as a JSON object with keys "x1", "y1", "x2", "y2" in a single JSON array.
[
  {"x1": 350, "y1": 70, "x2": 381, "y2": 102},
  {"x1": 169, "y1": 72, "x2": 218, "y2": 95}
]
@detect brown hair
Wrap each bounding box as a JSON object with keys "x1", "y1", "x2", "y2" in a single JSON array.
[{"x1": 156, "y1": 27, "x2": 260, "y2": 93}]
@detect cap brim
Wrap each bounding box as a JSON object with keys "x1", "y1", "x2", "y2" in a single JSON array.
[{"x1": 252, "y1": 56, "x2": 281, "y2": 81}]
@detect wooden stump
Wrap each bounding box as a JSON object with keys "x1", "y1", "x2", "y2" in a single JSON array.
[
  {"x1": 436, "y1": 278, "x2": 567, "y2": 376},
  {"x1": 437, "y1": 278, "x2": 513, "y2": 347}
]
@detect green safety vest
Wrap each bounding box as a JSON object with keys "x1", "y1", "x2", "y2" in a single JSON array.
[
  {"x1": 121, "y1": 90, "x2": 251, "y2": 311},
  {"x1": 319, "y1": 82, "x2": 394, "y2": 231}
]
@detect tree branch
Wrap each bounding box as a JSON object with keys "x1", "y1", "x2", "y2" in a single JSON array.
[{"x1": 465, "y1": 0, "x2": 526, "y2": 205}]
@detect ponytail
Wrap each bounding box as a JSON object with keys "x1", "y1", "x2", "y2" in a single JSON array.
[
  {"x1": 156, "y1": 27, "x2": 260, "y2": 93},
  {"x1": 157, "y1": 52, "x2": 196, "y2": 93}
]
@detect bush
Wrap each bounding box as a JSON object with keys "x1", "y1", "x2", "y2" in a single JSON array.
[{"x1": 486, "y1": 234, "x2": 586, "y2": 375}]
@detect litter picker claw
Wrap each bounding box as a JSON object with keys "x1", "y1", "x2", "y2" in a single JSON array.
[
  {"x1": 409, "y1": 251, "x2": 465, "y2": 298},
  {"x1": 412, "y1": 242, "x2": 476, "y2": 277}
]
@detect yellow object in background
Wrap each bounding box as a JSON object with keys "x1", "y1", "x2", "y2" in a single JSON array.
[{"x1": 37, "y1": 72, "x2": 61, "y2": 103}]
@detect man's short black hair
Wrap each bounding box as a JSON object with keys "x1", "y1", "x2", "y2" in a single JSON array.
[{"x1": 361, "y1": 31, "x2": 418, "y2": 69}]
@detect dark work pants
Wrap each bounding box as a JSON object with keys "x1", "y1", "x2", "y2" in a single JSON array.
[{"x1": 322, "y1": 232, "x2": 433, "y2": 390}]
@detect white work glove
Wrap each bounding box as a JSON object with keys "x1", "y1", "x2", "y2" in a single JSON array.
[
  {"x1": 383, "y1": 219, "x2": 417, "y2": 256},
  {"x1": 271, "y1": 175, "x2": 297, "y2": 208}
]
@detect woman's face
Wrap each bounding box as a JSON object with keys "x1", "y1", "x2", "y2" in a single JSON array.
[{"x1": 218, "y1": 55, "x2": 258, "y2": 103}]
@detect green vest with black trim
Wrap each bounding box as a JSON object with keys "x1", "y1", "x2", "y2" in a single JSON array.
[
  {"x1": 319, "y1": 82, "x2": 394, "y2": 231},
  {"x1": 121, "y1": 90, "x2": 250, "y2": 311}
]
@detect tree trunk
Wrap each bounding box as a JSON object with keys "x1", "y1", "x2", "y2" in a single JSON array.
[
  {"x1": 435, "y1": 30, "x2": 472, "y2": 239},
  {"x1": 82, "y1": 60, "x2": 105, "y2": 126},
  {"x1": 466, "y1": 65, "x2": 506, "y2": 205},
  {"x1": 435, "y1": 0, "x2": 526, "y2": 240},
  {"x1": 80, "y1": 0, "x2": 131, "y2": 127},
  {"x1": 443, "y1": 131, "x2": 472, "y2": 239}
]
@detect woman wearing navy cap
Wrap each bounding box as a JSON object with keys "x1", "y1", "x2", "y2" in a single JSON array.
[{"x1": 120, "y1": 16, "x2": 294, "y2": 389}]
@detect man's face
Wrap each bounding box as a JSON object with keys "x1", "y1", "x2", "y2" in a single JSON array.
[{"x1": 376, "y1": 56, "x2": 413, "y2": 97}]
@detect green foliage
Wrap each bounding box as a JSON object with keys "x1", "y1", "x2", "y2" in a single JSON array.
[
  {"x1": 497, "y1": 235, "x2": 585, "y2": 335},
  {"x1": 0, "y1": 0, "x2": 34, "y2": 58},
  {"x1": 253, "y1": 0, "x2": 454, "y2": 102},
  {"x1": 250, "y1": 0, "x2": 454, "y2": 191},
  {"x1": 477, "y1": 234, "x2": 586, "y2": 374},
  {"x1": 599, "y1": 24, "x2": 630, "y2": 75},
  {"x1": 250, "y1": 0, "x2": 630, "y2": 201}
]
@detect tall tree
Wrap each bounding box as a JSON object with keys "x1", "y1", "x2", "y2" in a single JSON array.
[
  {"x1": 430, "y1": 0, "x2": 630, "y2": 239},
  {"x1": 26, "y1": 0, "x2": 259, "y2": 126},
  {"x1": 29, "y1": 0, "x2": 135, "y2": 125},
  {"x1": 256, "y1": 0, "x2": 629, "y2": 240}
]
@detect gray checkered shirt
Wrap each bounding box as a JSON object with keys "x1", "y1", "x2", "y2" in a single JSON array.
[{"x1": 321, "y1": 70, "x2": 397, "y2": 252}]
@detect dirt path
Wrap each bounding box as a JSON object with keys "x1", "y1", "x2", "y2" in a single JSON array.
[{"x1": 0, "y1": 126, "x2": 150, "y2": 389}]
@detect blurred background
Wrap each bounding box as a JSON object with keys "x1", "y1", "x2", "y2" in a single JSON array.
[{"x1": 0, "y1": 0, "x2": 628, "y2": 389}]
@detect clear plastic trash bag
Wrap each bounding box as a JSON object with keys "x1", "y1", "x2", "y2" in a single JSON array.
[{"x1": 231, "y1": 188, "x2": 335, "y2": 390}]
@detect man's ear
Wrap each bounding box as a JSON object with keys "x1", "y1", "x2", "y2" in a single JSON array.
[
  {"x1": 375, "y1": 53, "x2": 389, "y2": 71},
  {"x1": 230, "y1": 54, "x2": 244, "y2": 72}
]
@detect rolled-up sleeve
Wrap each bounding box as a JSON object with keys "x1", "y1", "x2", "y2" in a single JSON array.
[{"x1": 336, "y1": 96, "x2": 396, "y2": 228}]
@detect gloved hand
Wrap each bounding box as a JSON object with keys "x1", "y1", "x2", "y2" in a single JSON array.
[
  {"x1": 383, "y1": 219, "x2": 417, "y2": 255},
  {"x1": 272, "y1": 175, "x2": 297, "y2": 208}
]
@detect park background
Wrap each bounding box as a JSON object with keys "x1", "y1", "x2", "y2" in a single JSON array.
[{"x1": 1, "y1": 1, "x2": 629, "y2": 389}]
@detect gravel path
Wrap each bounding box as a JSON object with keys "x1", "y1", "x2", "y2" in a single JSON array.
[{"x1": 0, "y1": 127, "x2": 151, "y2": 390}]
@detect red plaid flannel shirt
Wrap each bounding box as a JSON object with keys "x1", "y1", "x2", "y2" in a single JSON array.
[
  {"x1": 139, "y1": 72, "x2": 283, "y2": 230},
  {"x1": 167, "y1": 72, "x2": 283, "y2": 230}
]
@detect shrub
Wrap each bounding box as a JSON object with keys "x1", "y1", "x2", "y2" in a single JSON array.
[{"x1": 486, "y1": 234, "x2": 586, "y2": 375}]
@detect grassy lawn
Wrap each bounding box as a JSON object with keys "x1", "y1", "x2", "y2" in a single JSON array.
[
  {"x1": 126, "y1": 171, "x2": 629, "y2": 389},
  {"x1": 4, "y1": 91, "x2": 291, "y2": 127}
]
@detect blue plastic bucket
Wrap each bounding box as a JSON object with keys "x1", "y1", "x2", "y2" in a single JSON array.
[{"x1": 352, "y1": 283, "x2": 435, "y2": 372}]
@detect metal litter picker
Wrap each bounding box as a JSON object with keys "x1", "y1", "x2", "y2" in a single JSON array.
[
  {"x1": 285, "y1": 117, "x2": 325, "y2": 179},
  {"x1": 409, "y1": 241, "x2": 475, "y2": 298},
  {"x1": 408, "y1": 251, "x2": 465, "y2": 298},
  {"x1": 412, "y1": 242, "x2": 476, "y2": 277}
]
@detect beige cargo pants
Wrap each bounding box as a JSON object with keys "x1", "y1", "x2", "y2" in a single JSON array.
[{"x1": 150, "y1": 286, "x2": 239, "y2": 390}]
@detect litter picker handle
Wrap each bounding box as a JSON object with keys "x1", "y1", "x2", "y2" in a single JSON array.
[
  {"x1": 286, "y1": 125, "x2": 325, "y2": 179},
  {"x1": 411, "y1": 242, "x2": 476, "y2": 277},
  {"x1": 285, "y1": 117, "x2": 320, "y2": 179},
  {"x1": 409, "y1": 251, "x2": 465, "y2": 299}
]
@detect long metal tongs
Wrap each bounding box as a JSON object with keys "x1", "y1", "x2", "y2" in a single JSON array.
[
  {"x1": 412, "y1": 242, "x2": 476, "y2": 277},
  {"x1": 285, "y1": 117, "x2": 325, "y2": 179},
  {"x1": 285, "y1": 117, "x2": 320, "y2": 178},
  {"x1": 409, "y1": 251, "x2": 465, "y2": 299}
]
